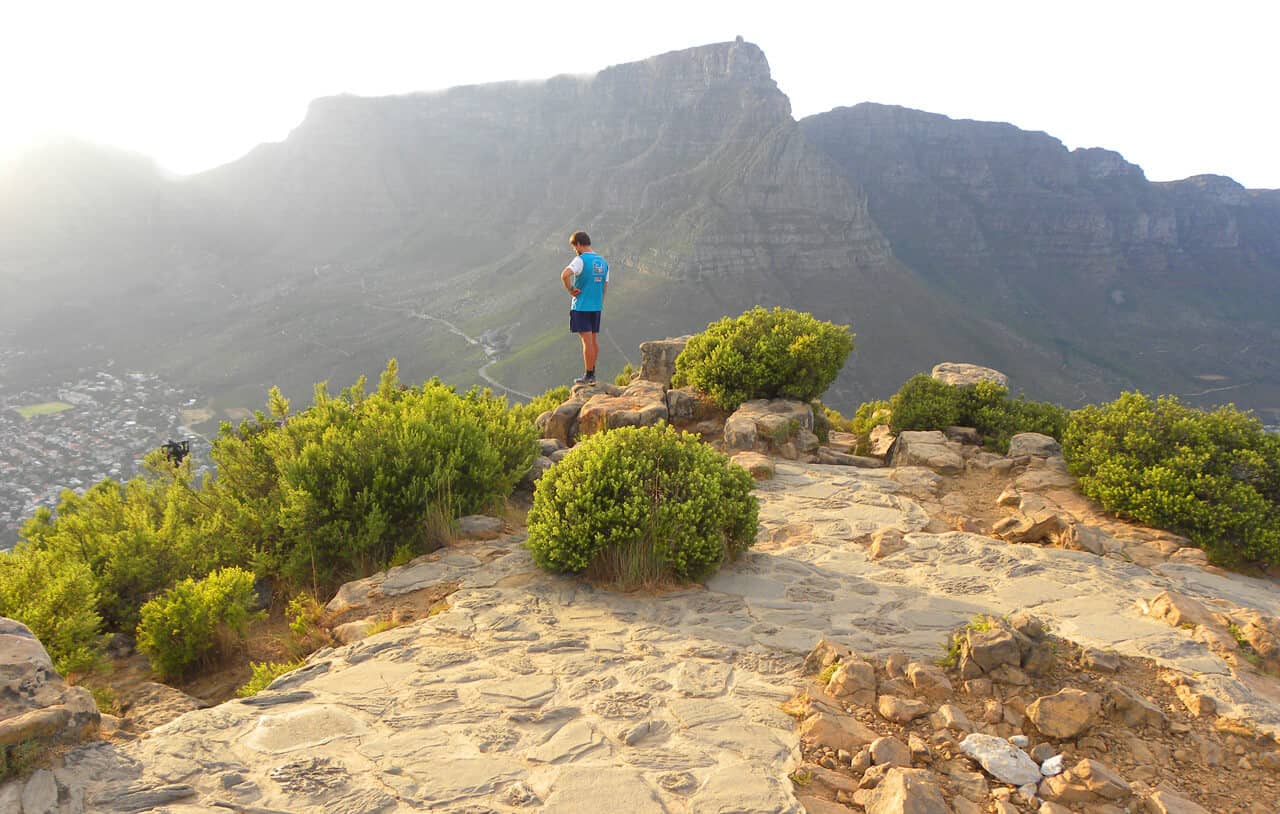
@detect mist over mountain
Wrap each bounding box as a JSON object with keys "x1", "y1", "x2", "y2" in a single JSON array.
[{"x1": 1, "y1": 41, "x2": 1277, "y2": 419}]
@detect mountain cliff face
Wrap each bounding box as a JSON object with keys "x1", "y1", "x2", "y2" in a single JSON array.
[
  {"x1": 802, "y1": 104, "x2": 1280, "y2": 413},
  {"x1": 158, "y1": 41, "x2": 1071, "y2": 406},
  {"x1": 1, "y1": 45, "x2": 1277, "y2": 415}
]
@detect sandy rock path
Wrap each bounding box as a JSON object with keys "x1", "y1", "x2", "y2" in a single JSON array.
[{"x1": 67, "y1": 462, "x2": 1280, "y2": 813}]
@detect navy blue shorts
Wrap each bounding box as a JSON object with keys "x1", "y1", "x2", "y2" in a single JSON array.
[{"x1": 569, "y1": 310, "x2": 602, "y2": 334}]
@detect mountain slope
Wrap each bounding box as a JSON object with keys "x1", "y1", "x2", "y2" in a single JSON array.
[
  {"x1": 174, "y1": 41, "x2": 1083, "y2": 406},
  {"x1": 802, "y1": 103, "x2": 1280, "y2": 414}
]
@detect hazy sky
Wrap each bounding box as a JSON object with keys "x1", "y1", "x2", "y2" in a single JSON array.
[{"x1": 3, "y1": 1, "x2": 1277, "y2": 187}]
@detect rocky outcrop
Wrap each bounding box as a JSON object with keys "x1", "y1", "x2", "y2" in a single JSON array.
[
  {"x1": 724, "y1": 399, "x2": 817, "y2": 459},
  {"x1": 931, "y1": 363, "x2": 1009, "y2": 389},
  {"x1": 637, "y1": 337, "x2": 690, "y2": 388},
  {"x1": 0, "y1": 618, "x2": 99, "y2": 752},
  {"x1": 889, "y1": 431, "x2": 964, "y2": 474}
]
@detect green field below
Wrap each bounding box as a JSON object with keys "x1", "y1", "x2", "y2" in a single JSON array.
[{"x1": 14, "y1": 401, "x2": 74, "y2": 419}]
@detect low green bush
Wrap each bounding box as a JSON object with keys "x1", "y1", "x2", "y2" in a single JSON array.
[
  {"x1": 889, "y1": 375, "x2": 962, "y2": 434},
  {"x1": 1064, "y1": 393, "x2": 1280, "y2": 564},
  {"x1": 236, "y1": 658, "x2": 306, "y2": 697},
  {"x1": 889, "y1": 375, "x2": 1069, "y2": 452},
  {"x1": 0, "y1": 546, "x2": 103, "y2": 674},
  {"x1": 210, "y1": 362, "x2": 538, "y2": 591},
  {"x1": 136, "y1": 567, "x2": 263, "y2": 679},
  {"x1": 673, "y1": 307, "x2": 854, "y2": 410},
  {"x1": 526, "y1": 424, "x2": 759, "y2": 587}
]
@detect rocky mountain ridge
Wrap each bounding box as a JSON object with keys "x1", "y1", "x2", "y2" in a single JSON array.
[{"x1": 802, "y1": 103, "x2": 1280, "y2": 413}]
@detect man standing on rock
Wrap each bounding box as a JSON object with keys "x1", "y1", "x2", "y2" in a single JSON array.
[{"x1": 561, "y1": 231, "x2": 609, "y2": 385}]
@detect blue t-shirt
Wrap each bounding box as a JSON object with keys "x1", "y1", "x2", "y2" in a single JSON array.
[{"x1": 569, "y1": 252, "x2": 609, "y2": 312}]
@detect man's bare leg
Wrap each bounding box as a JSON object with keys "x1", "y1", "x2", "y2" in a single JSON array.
[{"x1": 584, "y1": 332, "x2": 599, "y2": 373}]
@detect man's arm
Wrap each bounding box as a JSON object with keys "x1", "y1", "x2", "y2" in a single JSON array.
[{"x1": 561, "y1": 266, "x2": 580, "y2": 295}]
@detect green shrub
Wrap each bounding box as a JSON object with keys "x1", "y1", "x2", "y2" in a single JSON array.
[
  {"x1": 673, "y1": 307, "x2": 854, "y2": 410},
  {"x1": 236, "y1": 658, "x2": 306, "y2": 697},
  {"x1": 526, "y1": 424, "x2": 759, "y2": 587},
  {"x1": 615, "y1": 363, "x2": 637, "y2": 386},
  {"x1": 889, "y1": 375, "x2": 1069, "y2": 452},
  {"x1": 7, "y1": 360, "x2": 540, "y2": 646},
  {"x1": 210, "y1": 361, "x2": 538, "y2": 591},
  {"x1": 136, "y1": 567, "x2": 263, "y2": 679},
  {"x1": 1063, "y1": 393, "x2": 1280, "y2": 564},
  {"x1": 889, "y1": 375, "x2": 962, "y2": 434},
  {"x1": 0, "y1": 546, "x2": 103, "y2": 675},
  {"x1": 14, "y1": 458, "x2": 238, "y2": 633}
]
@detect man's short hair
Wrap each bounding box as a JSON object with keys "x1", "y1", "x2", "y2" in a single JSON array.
[{"x1": 570, "y1": 231, "x2": 591, "y2": 247}]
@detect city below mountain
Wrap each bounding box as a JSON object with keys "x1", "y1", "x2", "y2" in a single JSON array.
[{"x1": 2, "y1": 40, "x2": 1277, "y2": 426}]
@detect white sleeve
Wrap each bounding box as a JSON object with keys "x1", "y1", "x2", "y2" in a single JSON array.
[{"x1": 567, "y1": 257, "x2": 584, "y2": 276}]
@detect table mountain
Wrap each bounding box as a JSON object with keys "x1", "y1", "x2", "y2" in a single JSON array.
[{"x1": 1, "y1": 43, "x2": 1276, "y2": 416}]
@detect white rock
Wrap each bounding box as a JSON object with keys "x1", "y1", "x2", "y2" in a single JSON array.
[
  {"x1": 1010, "y1": 735, "x2": 1030, "y2": 748},
  {"x1": 1040, "y1": 753, "x2": 1066, "y2": 777},
  {"x1": 960, "y1": 733, "x2": 1042, "y2": 786}
]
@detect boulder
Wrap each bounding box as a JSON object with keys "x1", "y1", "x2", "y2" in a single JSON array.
[
  {"x1": 333, "y1": 618, "x2": 378, "y2": 644},
  {"x1": 828, "y1": 657, "x2": 877, "y2": 706},
  {"x1": 576, "y1": 380, "x2": 669, "y2": 437},
  {"x1": 520, "y1": 456, "x2": 555, "y2": 490},
  {"x1": 935, "y1": 703, "x2": 972, "y2": 733},
  {"x1": 543, "y1": 396, "x2": 587, "y2": 446},
  {"x1": 723, "y1": 399, "x2": 814, "y2": 456},
  {"x1": 637, "y1": 336, "x2": 690, "y2": 387},
  {"x1": 861, "y1": 767, "x2": 950, "y2": 814},
  {"x1": 1229, "y1": 610, "x2": 1280, "y2": 670},
  {"x1": 905, "y1": 662, "x2": 952, "y2": 702},
  {"x1": 877, "y1": 695, "x2": 929, "y2": 723},
  {"x1": 1038, "y1": 758, "x2": 1131, "y2": 804},
  {"x1": 0, "y1": 618, "x2": 100, "y2": 750},
  {"x1": 993, "y1": 509, "x2": 1070, "y2": 544},
  {"x1": 965, "y1": 627, "x2": 1021, "y2": 673},
  {"x1": 931, "y1": 363, "x2": 1009, "y2": 389},
  {"x1": 889, "y1": 431, "x2": 963, "y2": 474},
  {"x1": 869, "y1": 425, "x2": 896, "y2": 458},
  {"x1": 730, "y1": 452, "x2": 774, "y2": 481},
  {"x1": 870, "y1": 736, "x2": 913, "y2": 768},
  {"x1": 723, "y1": 413, "x2": 759, "y2": 452},
  {"x1": 868, "y1": 529, "x2": 908, "y2": 560},
  {"x1": 959, "y1": 733, "x2": 1042, "y2": 786},
  {"x1": 803, "y1": 639, "x2": 853, "y2": 675},
  {"x1": 1007, "y1": 433, "x2": 1062, "y2": 458},
  {"x1": 1026, "y1": 688, "x2": 1100, "y2": 739},
  {"x1": 799, "y1": 711, "x2": 879, "y2": 752},
  {"x1": 1148, "y1": 591, "x2": 1224, "y2": 631}
]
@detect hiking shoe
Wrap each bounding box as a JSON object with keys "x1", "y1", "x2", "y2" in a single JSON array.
[{"x1": 573, "y1": 373, "x2": 597, "y2": 386}]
